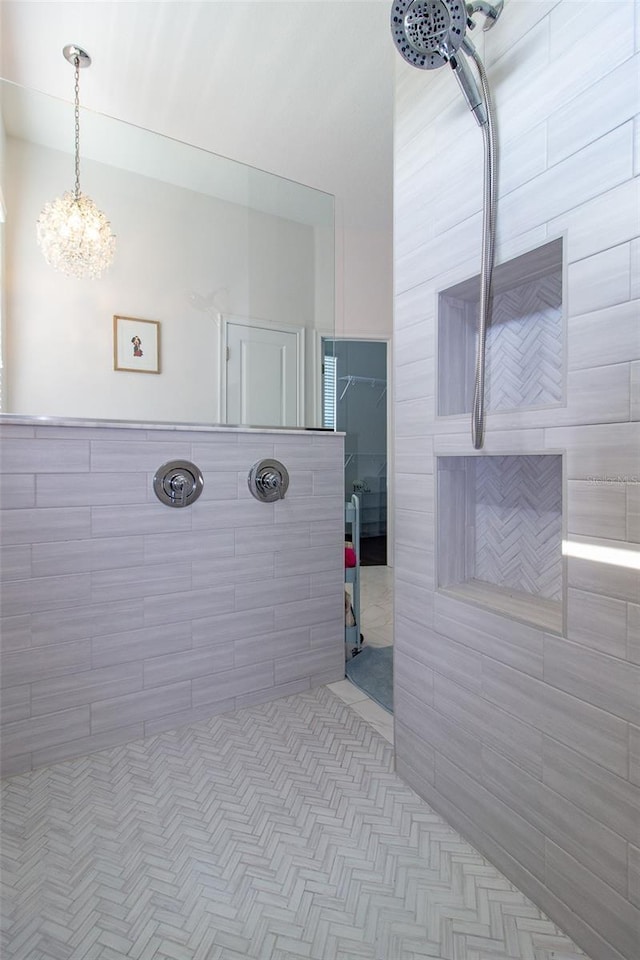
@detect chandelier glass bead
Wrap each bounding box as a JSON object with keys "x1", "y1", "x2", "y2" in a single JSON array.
[{"x1": 36, "y1": 190, "x2": 115, "y2": 279}]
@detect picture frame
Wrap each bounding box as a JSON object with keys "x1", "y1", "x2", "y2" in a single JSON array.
[{"x1": 113, "y1": 315, "x2": 161, "y2": 374}]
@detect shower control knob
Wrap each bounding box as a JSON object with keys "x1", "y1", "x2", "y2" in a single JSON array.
[
  {"x1": 259, "y1": 472, "x2": 281, "y2": 491},
  {"x1": 169, "y1": 474, "x2": 188, "y2": 505},
  {"x1": 248, "y1": 459, "x2": 289, "y2": 503},
  {"x1": 153, "y1": 460, "x2": 204, "y2": 508}
]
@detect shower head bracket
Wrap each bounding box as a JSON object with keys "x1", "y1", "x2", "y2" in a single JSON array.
[{"x1": 466, "y1": 0, "x2": 503, "y2": 31}]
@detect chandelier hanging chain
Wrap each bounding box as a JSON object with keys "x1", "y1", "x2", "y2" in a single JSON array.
[
  {"x1": 73, "y1": 54, "x2": 81, "y2": 200},
  {"x1": 35, "y1": 43, "x2": 116, "y2": 279}
]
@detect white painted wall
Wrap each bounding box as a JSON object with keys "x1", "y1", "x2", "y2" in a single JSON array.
[
  {"x1": 335, "y1": 215, "x2": 393, "y2": 342},
  {"x1": 5, "y1": 136, "x2": 326, "y2": 423}
]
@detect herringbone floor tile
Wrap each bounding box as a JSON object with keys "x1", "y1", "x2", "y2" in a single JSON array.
[{"x1": 1, "y1": 687, "x2": 589, "y2": 960}]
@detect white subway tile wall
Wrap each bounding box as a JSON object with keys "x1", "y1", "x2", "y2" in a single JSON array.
[
  {"x1": 0, "y1": 424, "x2": 345, "y2": 775},
  {"x1": 393, "y1": 1, "x2": 640, "y2": 958}
]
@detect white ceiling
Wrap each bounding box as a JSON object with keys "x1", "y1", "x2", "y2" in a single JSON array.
[{"x1": 0, "y1": 1, "x2": 395, "y2": 232}]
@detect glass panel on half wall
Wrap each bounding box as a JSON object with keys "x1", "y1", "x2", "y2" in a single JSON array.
[{"x1": 0, "y1": 79, "x2": 334, "y2": 428}]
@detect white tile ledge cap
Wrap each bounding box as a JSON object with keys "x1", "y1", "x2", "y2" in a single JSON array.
[{"x1": 0, "y1": 413, "x2": 344, "y2": 437}]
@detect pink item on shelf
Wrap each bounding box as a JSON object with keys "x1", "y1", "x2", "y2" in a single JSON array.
[{"x1": 345, "y1": 546, "x2": 357, "y2": 568}]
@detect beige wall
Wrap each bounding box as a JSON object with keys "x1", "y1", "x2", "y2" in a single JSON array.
[{"x1": 335, "y1": 222, "x2": 393, "y2": 341}]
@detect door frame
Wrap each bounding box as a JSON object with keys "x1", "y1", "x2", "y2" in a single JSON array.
[{"x1": 219, "y1": 313, "x2": 306, "y2": 427}]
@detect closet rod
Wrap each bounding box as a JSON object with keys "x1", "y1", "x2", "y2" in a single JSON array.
[{"x1": 338, "y1": 375, "x2": 387, "y2": 401}]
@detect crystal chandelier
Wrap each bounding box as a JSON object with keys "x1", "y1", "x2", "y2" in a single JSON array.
[{"x1": 36, "y1": 45, "x2": 115, "y2": 279}]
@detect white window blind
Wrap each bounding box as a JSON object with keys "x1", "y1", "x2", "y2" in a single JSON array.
[{"x1": 322, "y1": 355, "x2": 337, "y2": 430}]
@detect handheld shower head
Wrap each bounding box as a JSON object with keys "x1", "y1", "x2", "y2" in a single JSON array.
[
  {"x1": 390, "y1": 0, "x2": 487, "y2": 125},
  {"x1": 391, "y1": 0, "x2": 467, "y2": 69}
]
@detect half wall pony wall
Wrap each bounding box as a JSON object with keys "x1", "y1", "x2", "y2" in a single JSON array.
[
  {"x1": 0, "y1": 421, "x2": 344, "y2": 777},
  {"x1": 392, "y1": 2, "x2": 639, "y2": 959}
]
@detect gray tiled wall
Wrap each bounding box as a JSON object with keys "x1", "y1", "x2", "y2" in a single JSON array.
[
  {"x1": 392, "y1": 2, "x2": 640, "y2": 959},
  {"x1": 0, "y1": 422, "x2": 345, "y2": 775}
]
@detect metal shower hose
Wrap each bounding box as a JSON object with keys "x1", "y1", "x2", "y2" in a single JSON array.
[{"x1": 468, "y1": 45, "x2": 497, "y2": 450}]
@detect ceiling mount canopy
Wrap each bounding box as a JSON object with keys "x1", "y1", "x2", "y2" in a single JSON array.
[
  {"x1": 36, "y1": 44, "x2": 116, "y2": 280},
  {"x1": 62, "y1": 43, "x2": 91, "y2": 69}
]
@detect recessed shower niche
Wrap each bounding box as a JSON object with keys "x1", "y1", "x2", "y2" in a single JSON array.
[
  {"x1": 437, "y1": 454, "x2": 563, "y2": 633},
  {"x1": 438, "y1": 238, "x2": 564, "y2": 416}
]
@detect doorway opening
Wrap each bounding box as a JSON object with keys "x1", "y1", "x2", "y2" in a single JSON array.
[
  {"x1": 323, "y1": 337, "x2": 393, "y2": 711},
  {"x1": 322, "y1": 338, "x2": 388, "y2": 564}
]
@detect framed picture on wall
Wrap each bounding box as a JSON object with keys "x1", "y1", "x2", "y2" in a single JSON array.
[{"x1": 113, "y1": 316, "x2": 161, "y2": 374}]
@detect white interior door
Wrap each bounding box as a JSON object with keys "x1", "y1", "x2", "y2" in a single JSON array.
[{"x1": 222, "y1": 317, "x2": 304, "y2": 427}]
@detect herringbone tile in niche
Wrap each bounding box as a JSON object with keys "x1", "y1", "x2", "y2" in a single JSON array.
[
  {"x1": 475, "y1": 456, "x2": 562, "y2": 601},
  {"x1": 484, "y1": 272, "x2": 563, "y2": 412},
  {"x1": 1, "y1": 687, "x2": 588, "y2": 960}
]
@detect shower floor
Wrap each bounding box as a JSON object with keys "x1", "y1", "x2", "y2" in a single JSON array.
[{"x1": 1, "y1": 685, "x2": 589, "y2": 960}]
